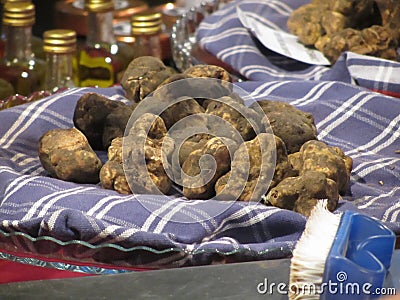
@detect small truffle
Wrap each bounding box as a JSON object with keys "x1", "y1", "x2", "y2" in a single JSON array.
[
  {"x1": 287, "y1": 3, "x2": 327, "y2": 46},
  {"x1": 100, "y1": 160, "x2": 131, "y2": 194},
  {"x1": 99, "y1": 137, "x2": 132, "y2": 194},
  {"x1": 107, "y1": 137, "x2": 123, "y2": 163},
  {"x1": 375, "y1": 0, "x2": 400, "y2": 43},
  {"x1": 184, "y1": 64, "x2": 232, "y2": 82},
  {"x1": 327, "y1": 0, "x2": 374, "y2": 18},
  {"x1": 272, "y1": 135, "x2": 297, "y2": 188}
]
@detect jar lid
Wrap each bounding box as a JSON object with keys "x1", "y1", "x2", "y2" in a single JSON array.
[
  {"x1": 2, "y1": 2, "x2": 35, "y2": 27},
  {"x1": 43, "y1": 29, "x2": 77, "y2": 54},
  {"x1": 131, "y1": 12, "x2": 162, "y2": 35},
  {"x1": 85, "y1": 0, "x2": 114, "y2": 13},
  {"x1": 131, "y1": 12, "x2": 162, "y2": 22}
]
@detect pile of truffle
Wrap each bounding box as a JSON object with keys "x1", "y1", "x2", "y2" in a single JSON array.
[
  {"x1": 38, "y1": 56, "x2": 353, "y2": 217},
  {"x1": 287, "y1": 0, "x2": 400, "y2": 63}
]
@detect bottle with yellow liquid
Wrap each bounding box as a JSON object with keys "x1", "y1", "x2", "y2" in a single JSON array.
[
  {"x1": 77, "y1": 0, "x2": 134, "y2": 87},
  {"x1": 0, "y1": 2, "x2": 46, "y2": 98}
]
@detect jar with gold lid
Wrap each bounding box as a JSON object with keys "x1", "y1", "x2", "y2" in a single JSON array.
[
  {"x1": 0, "y1": 1, "x2": 46, "y2": 99},
  {"x1": 43, "y1": 29, "x2": 77, "y2": 92},
  {"x1": 76, "y1": 0, "x2": 134, "y2": 87},
  {"x1": 130, "y1": 11, "x2": 162, "y2": 59},
  {"x1": 0, "y1": 0, "x2": 46, "y2": 61}
]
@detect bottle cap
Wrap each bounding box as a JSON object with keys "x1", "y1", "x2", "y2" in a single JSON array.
[
  {"x1": 131, "y1": 12, "x2": 162, "y2": 35},
  {"x1": 2, "y1": 2, "x2": 35, "y2": 27},
  {"x1": 85, "y1": 0, "x2": 114, "y2": 13},
  {"x1": 43, "y1": 29, "x2": 77, "y2": 54}
]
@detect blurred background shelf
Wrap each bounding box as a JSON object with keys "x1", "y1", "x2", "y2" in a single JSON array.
[{"x1": 0, "y1": 0, "x2": 173, "y2": 37}]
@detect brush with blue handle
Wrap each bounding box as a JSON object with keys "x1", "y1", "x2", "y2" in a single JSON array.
[{"x1": 289, "y1": 201, "x2": 396, "y2": 300}]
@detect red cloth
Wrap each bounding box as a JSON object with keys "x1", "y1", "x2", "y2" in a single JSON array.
[
  {"x1": 0, "y1": 249, "x2": 148, "y2": 284},
  {"x1": 0, "y1": 259, "x2": 93, "y2": 283}
]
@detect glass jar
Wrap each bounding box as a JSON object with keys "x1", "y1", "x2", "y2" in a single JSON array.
[
  {"x1": 0, "y1": 2, "x2": 46, "y2": 98},
  {"x1": 43, "y1": 29, "x2": 77, "y2": 92},
  {"x1": 1, "y1": 0, "x2": 45, "y2": 61},
  {"x1": 130, "y1": 12, "x2": 162, "y2": 59}
]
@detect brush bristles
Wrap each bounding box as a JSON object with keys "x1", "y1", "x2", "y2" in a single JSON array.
[{"x1": 289, "y1": 200, "x2": 342, "y2": 300}]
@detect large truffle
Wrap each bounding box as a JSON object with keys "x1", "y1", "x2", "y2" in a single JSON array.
[
  {"x1": 73, "y1": 92, "x2": 131, "y2": 150},
  {"x1": 153, "y1": 74, "x2": 232, "y2": 106},
  {"x1": 215, "y1": 133, "x2": 292, "y2": 202},
  {"x1": 102, "y1": 104, "x2": 135, "y2": 149},
  {"x1": 205, "y1": 96, "x2": 261, "y2": 142},
  {"x1": 182, "y1": 137, "x2": 237, "y2": 199},
  {"x1": 265, "y1": 170, "x2": 339, "y2": 217},
  {"x1": 293, "y1": 140, "x2": 353, "y2": 195},
  {"x1": 176, "y1": 133, "x2": 212, "y2": 166},
  {"x1": 38, "y1": 127, "x2": 102, "y2": 183},
  {"x1": 123, "y1": 113, "x2": 174, "y2": 195},
  {"x1": 160, "y1": 97, "x2": 206, "y2": 129},
  {"x1": 255, "y1": 100, "x2": 318, "y2": 154},
  {"x1": 121, "y1": 56, "x2": 175, "y2": 102}
]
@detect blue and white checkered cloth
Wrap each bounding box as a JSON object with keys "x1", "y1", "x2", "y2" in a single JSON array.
[{"x1": 0, "y1": 0, "x2": 399, "y2": 268}]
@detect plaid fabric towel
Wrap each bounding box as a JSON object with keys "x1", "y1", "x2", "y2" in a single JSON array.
[
  {"x1": 0, "y1": 80, "x2": 399, "y2": 268},
  {"x1": 196, "y1": 0, "x2": 400, "y2": 97}
]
